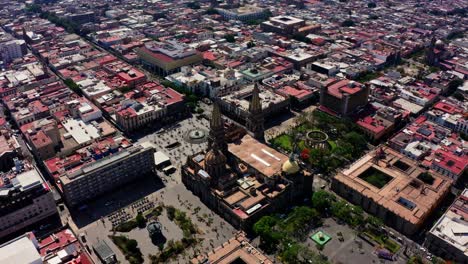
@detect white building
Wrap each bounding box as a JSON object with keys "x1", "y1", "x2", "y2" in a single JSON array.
[
  {"x1": 426, "y1": 189, "x2": 468, "y2": 263},
  {"x1": 0, "y1": 39, "x2": 26, "y2": 63},
  {"x1": 0, "y1": 233, "x2": 42, "y2": 264}
]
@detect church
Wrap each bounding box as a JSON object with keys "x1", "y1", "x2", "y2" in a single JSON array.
[{"x1": 182, "y1": 83, "x2": 313, "y2": 229}]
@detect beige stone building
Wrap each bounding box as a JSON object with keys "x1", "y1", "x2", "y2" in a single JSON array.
[{"x1": 332, "y1": 146, "x2": 452, "y2": 235}]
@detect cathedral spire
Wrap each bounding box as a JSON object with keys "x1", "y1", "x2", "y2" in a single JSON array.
[
  {"x1": 208, "y1": 101, "x2": 226, "y2": 152},
  {"x1": 210, "y1": 101, "x2": 222, "y2": 130},
  {"x1": 249, "y1": 82, "x2": 262, "y2": 114},
  {"x1": 246, "y1": 82, "x2": 265, "y2": 141}
]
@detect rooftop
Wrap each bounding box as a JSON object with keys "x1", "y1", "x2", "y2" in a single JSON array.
[
  {"x1": 429, "y1": 189, "x2": 468, "y2": 257},
  {"x1": 334, "y1": 147, "x2": 452, "y2": 225},
  {"x1": 191, "y1": 232, "x2": 273, "y2": 264},
  {"x1": 228, "y1": 134, "x2": 288, "y2": 178},
  {"x1": 327, "y1": 79, "x2": 365, "y2": 99},
  {"x1": 0, "y1": 233, "x2": 41, "y2": 264}
]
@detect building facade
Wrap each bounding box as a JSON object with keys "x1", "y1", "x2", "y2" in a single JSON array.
[
  {"x1": 319, "y1": 79, "x2": 369, "y2": 116},
  {"x1": 425, "y1": 189, "x2": 467, "y2": 263},
  {"x1": 45, "y1": 140, "x2": 155, "y2": 207},
  {"x1": 182, "y1": 100, "x2": 311, "y2": 230},
  {"x1": 332, "y1": 147, "x2": 452, "y2": 235},
  {"x1": 0, "y1": 166, "x2": 57, "y2": 239},
  {"x1": 137, "y1": 40, "x2": 203, "y2": 76}
]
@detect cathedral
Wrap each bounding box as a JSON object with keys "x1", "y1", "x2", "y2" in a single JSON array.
[{"x1": 182, "y1": 84, "x2": 312, "y2": 229}]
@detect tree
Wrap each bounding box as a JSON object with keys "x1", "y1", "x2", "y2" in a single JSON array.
[
  {"x1": 279, "y1": 241, "x2": 301, "y2": 264},
  {"x1": 282, "y1": 206, "x2": 320, "y2": 239},
  {"x1": 136, "y1": 213, "x2": 146, "y2": 228},
  {"x1": 224, "y1": 34, "x2": 235, "y2": 43},
  {"x1": 300, "y1": 148, "x2": 310, "y2": 160},
  {"x1": 341, "y1": 19, "x2": 355, "y2": 27},
  {"x1": 126, "y1": 239, "x2": 139, "y2": 252},
  {"x1": 186, "y1": 2, "x2": 200, "y2": 9},
  {"x1": 25, "y1": 4, "x2": 42, "y2": 13},
  {"x1": 206, "y1": 8, "x2": 218, "y2": 15},
  {"x1": 247, "y1": 41, "x2": 256, "y2": 48},
  {"x1": 64, "y1": 78, "x2": 83, "y2": 96},
  {"x1": 253, "y1": 216, "x2": 282, "y2": 253},
  {"x1": 453, "y1": 91, "x2": 464, "y2": 101},
  {"x1": 447, "y1": 78, "x2": 463, "y2": 94},
  {"x1": 366, "y1": 215, "x2": 383, "y2": 227},
  {"x1": 166, "y1": 206, "x2": 176, "y2": 220},
  {"x1": 343, "y1": 131, "x2": 367, "y2": 154},
  {"x1": 367, "y1": 2, "x2": 377, "y2": 8},
  {"x1": 311, "y1": 190, "x2": 336, "y2": 213},
  {"x1": 253, "y1": 216, "x2": 278, "y2": 235}
]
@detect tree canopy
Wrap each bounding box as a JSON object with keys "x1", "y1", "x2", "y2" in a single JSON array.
[
  {"x1": 341, "y1": 19, "x2": 355, "y2": 27},
  {"x1": 312, "y1": 190, "x2": 336, "y2": 213},
  {"x1": 224, "y1": 34, "x2": 236, "y2": 43}
]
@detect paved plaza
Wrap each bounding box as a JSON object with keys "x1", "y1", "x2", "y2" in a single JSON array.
[
  {"x1": 304, "y1": 218, "x2": 407, "y2": 264},
  {"x1": 79, "y1": 183, "x2": 236, "y2": 263},
  {"x1": 62, "y1": 111, "x2": 236, "y2": 263}
]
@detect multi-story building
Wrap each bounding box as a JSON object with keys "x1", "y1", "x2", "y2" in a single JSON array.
[
  {"x1": 218, "y1": 83, "x2": 289, "y2": 124},
  {"x1": 356, "y1": 105, "x2": 409, "y2": 141},
  {"x1": 114, "y1": 82, "x2": 185, "y2": 133},
  {"x1": 0, "y1": 130, "x2": 21, "y2": 172},
  {"x1": 44, "y1": 137, "x2": 155, "y2": 207},
  {"x1": 0, "y1": 233, "x2": 42, "y2": 264},
  {"x1": 426, "y1": 99, "x2": 468, "y2": 134},
  {"x1": 261, "y1": 16, "x2": 320, "y2": 36},
  {"x1": 215, "y1": 5, "x2": 266, "y2": 21},
  {"x1": 319, "y1": 79, "x2": 369, "y2": 116},
  {"x1": 0, "y1": 39, "x2": 26, "y2": 64},
  {"x1": 426, "y1": 189, "x2": 467, "y2": 263},
  {"x1": 389, "y1": 116, "x2": 467, "y2": 182},
  {"x1": 0, "y1": 228, "x2": 93, "y2": 264},
  {"x1": 137, "y1": 40, "x2": 203, "y2": 76},
  {"x1": 191, "y1": 232, "x2": 273, "y2": 264},
  {"x1": 332, "y1": 146, "x2": 452, "y2": 235},
  {"x1": 0, "y1": 162, "x2": 57, "y2": 239}
]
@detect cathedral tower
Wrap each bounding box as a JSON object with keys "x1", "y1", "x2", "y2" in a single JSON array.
[{"x1": 246, "y1": 83, "x2": 265, "y2": 141}]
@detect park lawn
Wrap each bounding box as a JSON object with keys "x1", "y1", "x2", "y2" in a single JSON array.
[
  {"x1": 271, "y1": 134, "x2": 294, "y2": 151},
  {"x1": 358, "y1": 167, "x2": 392, "y2": 189},
  {"x1": 328, "y1": 140, "x2": 337, "y2": 150}
]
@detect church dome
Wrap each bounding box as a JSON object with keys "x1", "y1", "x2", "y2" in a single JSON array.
[{"x1": 282, "y1": 159, "x2": 300, "y2": 175}]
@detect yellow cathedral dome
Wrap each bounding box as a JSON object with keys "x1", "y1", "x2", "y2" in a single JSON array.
[{"x1": 282, "y1": 159, "x2": 300, "y2": 175}]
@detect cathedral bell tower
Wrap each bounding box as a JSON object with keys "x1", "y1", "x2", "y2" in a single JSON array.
[
  {"x1": 208, "y1": 102, "x2": 227, "y2": 153},
  {"x1": 246, "y1": 83, "x2": 265, "y2": 141}
]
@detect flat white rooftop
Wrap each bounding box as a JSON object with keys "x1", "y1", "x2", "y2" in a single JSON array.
[
  {"x1": 62, "y1": 119, "x2": 100, "y2": 145},
  {"x1": 0, "y1": 235, "x2": 42, "y2": 264}
]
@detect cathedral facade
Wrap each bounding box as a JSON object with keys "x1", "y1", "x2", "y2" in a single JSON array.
[{"x1": 182, "y1": 88, "x2": 312, "y2": 229}]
